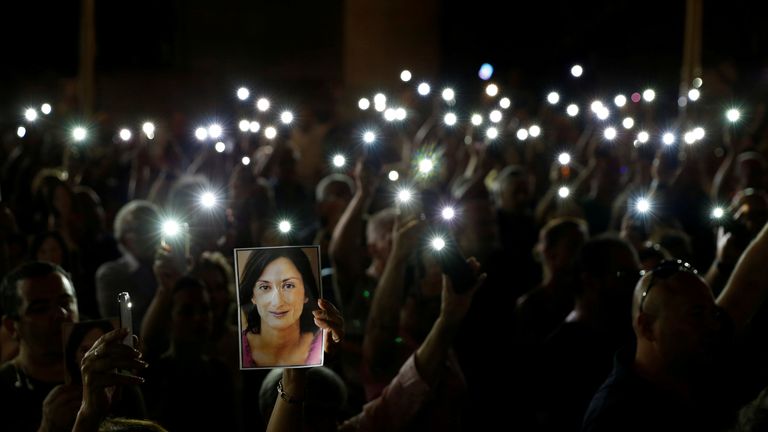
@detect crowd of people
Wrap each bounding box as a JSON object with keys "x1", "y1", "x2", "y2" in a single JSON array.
[{"x1": 3, "y1": 61, "x2": 768, "y2": 431}]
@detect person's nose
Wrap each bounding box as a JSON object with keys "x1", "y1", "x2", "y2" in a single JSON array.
[
  {"x1": 53, "y1": 305, "x2": 73, "y2": 322},
  {"x1": 269, "y1": 288, "x2": 286, "y2": 307}
]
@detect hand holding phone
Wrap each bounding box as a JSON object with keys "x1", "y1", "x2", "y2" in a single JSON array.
[{"x1": 431, "y1": 233, "x2": 475, "y2": 294}]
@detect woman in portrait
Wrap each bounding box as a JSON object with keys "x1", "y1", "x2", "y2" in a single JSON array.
[{"x1": 238, "y1": 247, "x2": 322, "y2": 367}]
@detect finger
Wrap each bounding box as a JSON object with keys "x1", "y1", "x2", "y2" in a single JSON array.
[
  {"x1": 312, "y1": 311, "x2": 343, "y2": 327},
  {"x1": 314, "y1": 318, "x2": 344, "y2": 338},
  {"x1": 85, "y1": 356, "x2": 148, "y2": 374},
  {"x1": 96, "y1": 328, "x2": 130, "y2": 347},
  {"x1": 316, "y1": 298, "x2": 340, "y2": 313},
  {"x1": 89, "y1": 371, "x2": 145, "y2": 388}
]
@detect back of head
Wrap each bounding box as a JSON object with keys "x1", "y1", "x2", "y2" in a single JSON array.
[
  {"x1": 539, "y1": 217, "x2": 589, "y2": 271},
  {"x1": 113, "y1": 200, "x2": 161, "y2": 259},
  {"x1": 315, "y1": 174, "x2": 354, "y2": 203},
  {"x1": 98, "y1": 418, "x2": 168, "y2": 432},
  {"x1": 576, "y1": 235, "x2": 638, "y2": 292}
]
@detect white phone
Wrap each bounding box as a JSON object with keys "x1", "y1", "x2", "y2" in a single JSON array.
[{"x1": 117, "y1": 292, "x2": 133, "y2": 347}]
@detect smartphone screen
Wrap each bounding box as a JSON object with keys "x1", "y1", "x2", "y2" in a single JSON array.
[{"x1": 117, "y1": 292, "x2": 133, "y2": 347}]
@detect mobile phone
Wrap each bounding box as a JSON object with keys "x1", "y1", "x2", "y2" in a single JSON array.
[
  {"x1": 161, "y1": 222, "x2": 190, "y2": 272},
  {"x1": 432, "y1": 232, "x2": 475, "y2": 294},
  {"x1": 117, "y1": 292, "x2": 133, "y2": 347}
]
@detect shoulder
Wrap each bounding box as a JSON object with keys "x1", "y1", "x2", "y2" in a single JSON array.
[{"x1": 96, "y1": 258, "x2": 130, "y2": 278}]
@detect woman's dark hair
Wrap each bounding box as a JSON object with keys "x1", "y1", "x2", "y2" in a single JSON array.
[
  {"x1": 65, "y1": 320, "x2": 115, "y2": 383},
  {"x1": 238, "y1": 248, "x2": 319, "y2": 334},
  {"x1": 30, "y1": 231, "x2": 70, "y2": 270}
]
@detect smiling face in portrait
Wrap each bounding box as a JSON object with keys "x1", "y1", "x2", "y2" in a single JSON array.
[{"x1": 251, "y1": 257, "x2": 308, "y2": 330}]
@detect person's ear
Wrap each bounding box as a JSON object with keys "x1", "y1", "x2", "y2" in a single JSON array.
[{"x1": 2, "y1": 316, "x2": 20, "y2": 341}]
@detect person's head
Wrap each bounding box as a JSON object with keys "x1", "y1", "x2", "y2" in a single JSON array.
[
  {"x1": 30, "y1": 231, "x2": 70, "y2": 269},
  {"x1": 65, "y1": 320, "x2": 114, "y2": 383},
  {"x1": 114, "y1": 200, "x2": 161, "y2": 261},
  {"x1": 536, "y1": 217, "x2": 589, "y2": 277},
  {"x1": 170, "y1": 276, "x2": 212, "y2": 346},
  {"x1": 493, "y1": 165, "x2": 532, "y2": 213},
  {"x1": 33, "y1": 171, "x2": 74, "y2": 220},
  {"x1": 633, "y1": 261, "x2": 725, "y2": 376},
  {"x1": 315, "y1": 174, "x2": 354, "y2": 230},
  {"x1": 97, "y1": 417, "x2": 168, "y2": 431},
  {"x1": 366, "y1": 208, "x2": 397, "y2": 271},
  {"x1": 194, "y1": 251, "x2": 234, "y2": 325},
  {"x1": 736, "y1": 151, "x2": 767, "y2": 190},
  {"x1": 239, "y1": 248, "x2": 319, "y2": 334},
  {"x1": 1, "y1": 261, "x2": 79, "y2": 363},
  {"x1": 72, "y1": 186, "x2": 107, "y2": 241},
  {"x1": 576, "y1": 236, "x2": 641, "y2": 326}
]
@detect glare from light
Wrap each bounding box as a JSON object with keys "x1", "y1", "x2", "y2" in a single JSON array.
[
  {"x1": 431, "y1": 236, "x2": 446, "y2": 251},
  {"x1": 662, "y1": 132, "x2": 675, "y2": 146},
  {"x1": 417, "y1": 82, "x2": 431, "y2": 96},
  {"x1": 636, "y1": 198, "x2": 651, "y2": 213},
  {"x1": 256, "y1": 98, "x2": 270, "y2": 112},
  {"x1": 208, "y1": 124, "x2": 223, "y2": 139},
  {"x1": 478, "y1": 63, "x2": 494, "y2": 80},
  {"x1": 400, "y1": 70, "x2": 412, "y2": 82},
  {"x1": 566, "y1": 104, "x2": 579, "y2": 117},
  {"x1": 358, "y1": 98, "x2": 370, "y2": 110},
  {"x1": 374, "y1": 102, "x2": 386, "y2": 112},
  {"x1": 489, "y1": 110, "x2": 502, "y2": 123},
  {"x1": 528, "y1": 125, "x2": 541, "y2": 138},
  {"x1": 443, "y1": 112, "x2": 457, "y2": 126},
  {"x1": 40, "y1": 103, "x2": 52, "y2": 115},
  {"x1": 215, "y1": 142, "x2": 226, "y2": 153},
  {"x1": 242, "y1": 156, "x2": 251, "y2": 166},
  {"x1": 278, "y1": 220, "x2": 292, "y2": 233},
  {"x1": 486, "y1": 127, "x2": 499, "y2": 140},
  {"x1": 688, "y1": 88, "x2": 700, "y2": 101},
  {"x1": 395, "y1": 107, "x2": 407, "y2": 121},
  {"x1": 693, "y1": 127, "x2": 705, "y2": 140},
  {"x1": 238, "y1": 119, "x2": 250, "y2": 132},
  {"x1": 374, "y1": 93, "x2": 387, "y2": 106},
  {"x1": 384, "y1": 108, "x2": 397, "y2": 122},
  {"x1": 72, "y1": 127, "x2": 87, "y2": 142},
  {"x1": 692, "y1": 77, "x2": 703, "y2": 88},
  {"x1": 614, "y1": 94, "x2": 627, "y2": 107},
  {"x1": 119, "y1": 128, "x2": 132, "y2": 141},
  {"x1": 558, "y1": 186, "x2": 570, "y2": 198},
  {"x1": 571, "y1": 64, "x2": 583, "y2": 77},
  {"x1": 603, "y1": 127, "x2": 617, "y2": 140},
  {"x1": 237, "y1": 87, "x2": 250, "y2": 101},
  {"x1": 280, "y1": 111, "x2": 294, "y2": 125},
  {"x1": 558, "y1": 152, "x2": 571, "y2": 165},
  {"x1": 332, "y1": 154, "x2": 346, "y2": 168},
  {"x1": 363, "y1": 131, "x2": 376, "y2": 144},
  {"x1": 418, "y1": 158, "x2": 434, "y2": 174},
  {"x1": 591, "y1": 100, "x2": 604, "y2": 113},
  {"x1": 712, "y1": 207, "x2": 725, "y2": 219},
  {"x1": 397, "y1": 189, "x2": 413, "y2": 203},
  {"x1": 684, "y1": 131, "x2": 696, "y2": 145},
  {"x1": 24, "y1": 108, "x2": 38, "y2": 122},
  {"x1": 471, "y1": 114, "x2": 483, "y2": 126},
  {"x1": 200, "y1": 192, "x2": 216, "y2": 208},
  {"x1": 441, "y1": 88, "x2": 455, "y2": 102},
  {"x1": 388, "y1": 170, "x2": 399, "y2": 181},
  {"x1": 485, "y1": 83, "x2": 499, "y2": 97},
  {"x1": 596, "y1": 107, "x2": 610, "y2": 120},
  {"x1": 249, "y1": 121, "x2": 260, "y2": 133},
  {"x1": 441, "y1": 207, "x2": 455, "y2": 220},
  {"x1": 642, "y1": 89, "x2": 656, "y2": 102},
  {"x1": 17, "y1": 126, "x2": 26, "y2": 138},
  {"x1": 499, "y1": 97, "x2": 511, "y2": 109},
  {"x1": 264, "y1": 126, "x2": 277, "y2": 140},
  {"x1": 622, "y1": 117, "x2": 635, "y2": 129},
  {"x1": 637, "y1": 131, "x2": 650, "y2": 143},
  {"x1": 162, "y1": 220, "x2": 180, "y2": 237},
  {"x1": 726, "y1": 108, "x2": 741, "y2": 123},
  {"x1": 142, "y1": 122, "x2": 155, "y2": 137},
  {"x1": 547, "y1": 91, "x2": 560, "y2": 105},
  {"x1": 195, "y1": 127, "x2": 208, "y2": 141},
  {"x1": 516, "y1": 128, "x2": 529, "y2": 141}
]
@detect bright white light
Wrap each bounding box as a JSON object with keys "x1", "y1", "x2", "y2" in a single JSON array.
[
  {"x1": 489, "y1": 110, "x2": 502, "y2": 123},
  {"x1": 374, "y1": 103, "x2": 386, "y2": 112},
  {"x1": 684, "y1": 131, "x2": 696, "y2": 144},
  {"x1": 388, "y1": 170, "x2": 399, "y2": 181},
  {"x1": 662, "y1": 132, "x2": 675, "y2": 145},
  {"x1": 17, "y1": 126, "x2": 26, "y2": 138},
  {"x1": 215, "y1": 142, "x2": 226, "y2": 153},
  {"x1": 596, "y1": 107, "x2": 610, "y2": 120},
  {"x1": 486, "y1": 127, "x2": 499, "y2": 140},
  {"x1": 241, "y1": 156, "x2": 251, "y2": 166},
  {"x1": 358, "y1": 98, "x2": 370, "y2": 110},
  {"x1": 195, "y1": 127, "x2": 208, "y2": 141},
  {"x1": 642, "y1": 89, "x2": 656, "y2": 102},
  {"x1": 471, "y1": 114, "x2": 483, "y2": 126},
  {"x1": 499, "y1": 97, "x2": 511, "y2": 109},
  {"x1": 636, "y1": 198, "x2": 650, "y2": 213},
  {"x1": 637, "y1": 131, "x2": 650, "y2": 143},
  {"x1": 264, "y1": 126, "x2": 277, "y2": 140},
  {"x1": 24, "y1": 108, "x2": 38, "y2": 122},
  {"x1": 73, "y1": 127, "x2": 87, "y2": 142},
  {"x1": 332, "y1": 154, "x2": 346, "y2": 168},
  {"x1": 363, "y1": 131, "x2": 376, "y2": 144},
  {"x1": 726, "y1": 108, "x2": 741, "y2": 123},
  {"x1": 417, "y1": 82, "x2": 431, "y2": 96},
  {"x1": 712, "y1": 207, "x2": 725, "y2": 219},
  {"x1": 249, "y1": 121, "x2": 260, "y2": 133},
  {"x1": 208, "y1": 124, "x2": 223, "y2": 139},
  {"x1": 374, "y1": 93, "x2": 387, "y2": 106},
  {"x1": 142, "y1": 122, "x2": 155, "y2": 137},
  {"x1": 163, "y1": 220, "x2": 180, "y2": 237},
  {"x1": 397, "y1": 189, "x2": 412, "y2": 203},
  {"x1": 566, "y1": 104, "x2": 579, "y2": 117},
  {"x1": 614, "y1": 94, "x2": 627, "y2": 107},
  {"x1": 688, "y1": 88, "x2": 700, "y2": 101},
  {"x1": 591, "y1": 101, "x2": 604, "y2": 113},
  {"x1": 528, "y1": 125, "x2": 541, "y2": 138},
  {"x1": 119, "y1": 128, "x2": 132, "y2": 141},
  {"x1": 547, "y1": 92, "x2": 560, "y2": 105},
  {"x1": 603, "y1": 127, "x2": 617, "y2": 140},
  {"x1": 278, "y1": 220, "x2": 292, "y2": 233},
  {"x1": 280, "y1": 111, "x2": 294, "y2": 125},
  {"x1": 571, "y1": 64, "x2": 583, "y2": 77},
  {"x1": 485, "y1": 84, "x2": 499, "y2": 97},
  {"x1": 516, "y1": 128, "x2": 529, "y2": 141},
  {"x1": 238, "y1": 119, "x2": 250, "y2": 132},
  {"x1": 443, "y1": 112, "x2": 457, "y2": 126},
  {"x1": 431, "y1": 237, "x2": 446, "y2": 251},
  {"x1": 395, "y1": 107, "x2": 407, "y2": 121},
  {"x1": 200, "y1": 192, "x2": 216, "y2": 208},
  {"x1": 558, "y1": 152, "x2": 571, "y2": 165},
  {"x1": 40, "y1": 103, "x2": 52, "y2": 115},
  {"x1": 478, "y1": 63, "x2": 494, "y2": 80},
  {"x1": 692, "y1": 77, "x2": 703, "y2": 88},
  {"x1": 400, "y1": 70, "x2": 412, "y2": 82},
  {"x1": 384, "y1": 108, "x2": 397, "y2": 122},
  {"x1": 237, "y1": 87, "x2": 250, "y2": 101},
  {"x1": 418, "y1": 158, "x2": 434, "y2": 174},
  {"x1": 558, "y1": 186, "x2": 570, "y2": 198},
  {"x1": 441, "y1": 207, "x2": 455, "y2": 220},
  {"x1": 441, "y1": 88, "x2": 455, "y2": 102},
  {"x1": 256, "y1": 98, "x2": 270, "y2": 112},
  {"x1": 622, "y1": 117, "x2": 635, "y2": 129},
  {"x1": 693, "y1": 127, "x2": 705, "y2": 140}
]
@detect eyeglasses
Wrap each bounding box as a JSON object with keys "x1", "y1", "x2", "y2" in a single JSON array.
[{"x1": 639, "y1": 259, "x2": 698, "y2": 313}]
